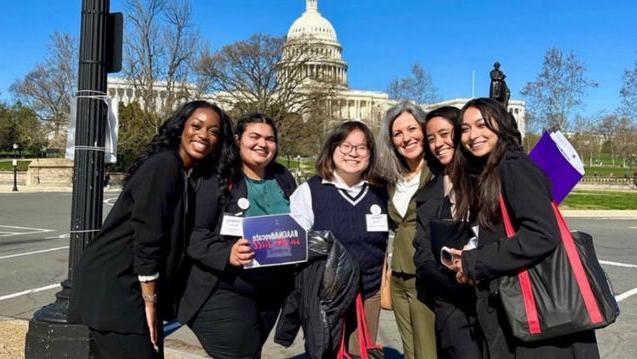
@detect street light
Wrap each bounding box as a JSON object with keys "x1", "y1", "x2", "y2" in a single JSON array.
[{"x1": 12, "y1": 143, "x2": 18, "y2": 192}]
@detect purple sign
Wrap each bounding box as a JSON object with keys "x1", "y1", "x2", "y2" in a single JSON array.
[
  {"x1": 242, "y1": 214, "x2": 308, "y2": 268},
  {"x1": 529, "y1": 132, "x2": 584, "y2": 204}
]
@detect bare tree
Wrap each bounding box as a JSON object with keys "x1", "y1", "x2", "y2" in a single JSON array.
[
  {"x1": 521, "y1": 48, "x2": 597, "y2": 131},
  {"x1": 570, "y1": 114, "x2": 601, "y2": 167},
  {"x1": 123, "y1": 0, "x2": 201, "y2": 121},
  {"x1": 620, "y1": 59, "x2": 637, "y2": 121},
  {"x1": 597, "y1": 113, "x2": 622, "y2": 166},
  {"x1": 10, "y1": 32, "x2": 77, "y2": 148},
  {"x1": 612, "y1": 116, "x2": 637, "y2": 168},
  {"x1": 387, "y1": 63, "x2": 439, "y2": 104},
  {"x1": 196, "y1": 33, "x2": 338, "y2": 125},
  {"x1": 162, "y1": 0, "x2": 198, "y2": 110}
]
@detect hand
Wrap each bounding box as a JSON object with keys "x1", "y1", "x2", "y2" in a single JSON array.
[
  {"x1": 455, "y1": 271, "x2": 476, "y2": 286},
  {"x1": 144, "y1": 302, "x2": 159, "y2": 352},
  {"x1": 447, "y1": 248, "x2": 464, "y2": 273},
  {"x1": 229, "y1": 238, "x2": 254, "y2": 266}
]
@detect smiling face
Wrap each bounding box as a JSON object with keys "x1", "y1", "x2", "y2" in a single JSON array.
[
  {"x1": 237, "y1": 122, "x2": 277, "y2": 172},
  {"x1": 391, "y1": 112, "x2": 425, "y2": 165},
  {"x1": 460, "y1": 107, "x2": 499, "y2": 158},
  {"x1": 425, "y1": 116, "x2": 455, "y2": 166},
  {"x1": 332, "y1": 129, "x2": 370, "y2": 181},
  {"x1": 178, "y1": 107, "x2": 221, "y2": 169}
]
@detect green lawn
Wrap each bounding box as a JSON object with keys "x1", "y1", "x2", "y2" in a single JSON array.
[
  {"x1": 0, "y1": 160, "x2": 31, "y2": 171},
  {"x1": 561, "y1": 190, "x2": 637, "y2": 210}
]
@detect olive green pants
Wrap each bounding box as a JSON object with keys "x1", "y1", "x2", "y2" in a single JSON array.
[{"x1": 390, "y1": 273, "x2": 436, "y2": 359}]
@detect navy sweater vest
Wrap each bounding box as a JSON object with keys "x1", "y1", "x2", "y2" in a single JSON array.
[{"x1": 307, "y1": 176, "x2": 388, "y2": 297}]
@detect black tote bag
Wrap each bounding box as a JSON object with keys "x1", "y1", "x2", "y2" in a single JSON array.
[{"x1": 498, "y1": 194, "x2": 619, "y2": 342}]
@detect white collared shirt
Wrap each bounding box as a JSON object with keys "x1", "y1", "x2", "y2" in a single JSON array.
[{"x1": 290, "y1": 173, "x2": 368, "y2": 230}]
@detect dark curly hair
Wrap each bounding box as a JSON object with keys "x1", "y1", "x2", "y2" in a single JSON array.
[{"x1": 125, "y1": 101, "x2": 238, "y2": 193}]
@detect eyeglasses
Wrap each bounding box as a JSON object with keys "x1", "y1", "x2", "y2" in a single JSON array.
[{"x1": 338, "y1": 143, "x2": 369, "y2": 156}]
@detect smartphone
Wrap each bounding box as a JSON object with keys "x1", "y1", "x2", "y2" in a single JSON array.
[{"x1": 440, "y1": 246, "x2": 455, "y2": 269}]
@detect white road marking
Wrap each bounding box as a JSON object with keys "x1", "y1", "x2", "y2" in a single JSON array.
[
  {"x1": 0, "y1": 225, "x2": 54, "y2": 237},
  {"x1": 45, "y1": 233, "x2": 69, "y2": 239},
  {"x1": 0, "y1": 246, "x2": 69, "y2": 260},
  {"x1": 0, "y1": 283, "x2": 60, "y2": 302},
  {"x1": 616, "y1": 287, "x2": 637, "y2": 302},
  {"x1": 600, "y1": 260, "x2": 637, "y2": 269}
]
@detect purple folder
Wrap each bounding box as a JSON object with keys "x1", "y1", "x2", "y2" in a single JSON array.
[{"x1": 528, "y1": 131, "x2": 585, "y2": 204}]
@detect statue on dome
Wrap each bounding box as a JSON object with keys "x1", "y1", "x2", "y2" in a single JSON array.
[{"x1": 489, "y1": 62, "x2": 510, "y2": 108}]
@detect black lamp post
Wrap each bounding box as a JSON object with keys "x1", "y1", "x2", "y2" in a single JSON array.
[
  {"x1": 24, "y1": 0, "x2": 121, "y2": 357},
  {"x1": 12, "y1": 143, "x2": 18, "y2": 192}
]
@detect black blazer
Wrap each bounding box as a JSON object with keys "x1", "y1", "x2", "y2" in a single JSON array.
[
  {"x1": 177, "y1": 162, "x2": 297, "y2": 324},
  {"x1": 69, "y1": 150, "x2": 191, "y2": 334},
  {"x1": 461, "y1": 151, "x2": 598, "y2": 358},
  {"x1": 414, "y1": 174, "x2": 464, "y2": 295}
]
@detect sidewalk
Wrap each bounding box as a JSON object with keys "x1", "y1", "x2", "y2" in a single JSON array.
[{"x1": 1, "y1": 309, "x2": 403, "y2": 359}]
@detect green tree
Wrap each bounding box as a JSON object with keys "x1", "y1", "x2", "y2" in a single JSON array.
[
  {"x1": 521, "y1": 48, "x2": 597, "y2": 131},
  {"x1": 0, "y1": 102, "x2": 48, "y2": 153},
  {"x1": 112, "y1": 102, "x2": 159, "y2": 171}
]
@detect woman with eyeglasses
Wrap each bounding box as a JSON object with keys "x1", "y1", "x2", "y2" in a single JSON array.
[{"x1": 290, "y1": 120, "x2": 388, "y2": 356}]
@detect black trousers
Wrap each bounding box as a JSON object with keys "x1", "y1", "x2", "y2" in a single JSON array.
[
  {"x1": 92, "y1": 329, "x2": 161, "y2": 359},
  {"x1": 189, "y1": 286, "x2": 282, "y2": 359},
  {"x1": 435, "y1": 299, "x2": 484, "y2": 359}
]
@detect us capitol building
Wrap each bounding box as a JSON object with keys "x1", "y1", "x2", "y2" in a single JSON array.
[{"x1": 108, "y1": 0, "x2": 525, "y2": 136}]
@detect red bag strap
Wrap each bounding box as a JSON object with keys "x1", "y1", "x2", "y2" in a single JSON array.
[
  {"x1": 498, "y1": 194, "x2": 541, "y2": 334},
  {"x1": 337, "y1": 318, "x2": 349, "y2": 359},
  {"x1": 356, "y1": 293, "x2": 371, "y2": 359},
  {"x1": 550, "y1": 202, "x2": 603, "y2": 323}
]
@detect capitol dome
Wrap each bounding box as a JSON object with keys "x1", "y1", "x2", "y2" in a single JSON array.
[
  {"x1": 283, "y1": 0, "x2": 348, "y2": 87},
  {"x1": 287, "y1": 0, "x2": 338, "y2": 43}
]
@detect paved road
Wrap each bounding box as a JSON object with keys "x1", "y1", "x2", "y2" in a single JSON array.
[{"x1": 1, "y1": 192, "x2": 636, "y2": 358}]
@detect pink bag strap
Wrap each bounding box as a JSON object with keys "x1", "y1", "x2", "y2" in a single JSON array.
[{"x1": 498, "y1": 194, "x2": 541, "y2": 334}]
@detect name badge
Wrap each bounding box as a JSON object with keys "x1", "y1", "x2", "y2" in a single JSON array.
[
  {"x1": 220, "y1": 214, "x2": 244, "y2": 237},
  {"x1": 366, "y1": 214, "x2": 388, "y2": 232}
]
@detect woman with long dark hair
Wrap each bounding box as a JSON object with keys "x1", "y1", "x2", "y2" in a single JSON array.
[
  {"x1": 69, "y1": 100, "x2": 235, "y2": 358},
  {"x1": 446, "y1": 98, "x2": 599, "y2": 358},
  {"x1": 376, "y1": 101, "x2": 436, "y2": 359},
  {"x1": 412, "y1": 106, "x2": 484, "y2": 358},
  {"x1": 290, "y1": 120, "x2": 388, "y2": 357},
  {"x1": 178, "y1": 112, "x2": 296, "y2": 359}
]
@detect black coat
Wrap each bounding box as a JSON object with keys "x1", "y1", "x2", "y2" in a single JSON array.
[
  {"x1": 177, "y1": 162, "x2": 297, "y2": 324},
  {"x1": 461, "y1": 151, "x2": 599, "y2": 359},
  {"x1": 414, "y1": 174, "x2": 483, "y2": 358},
  {"x1": 275, "y1": 231, "x2": 360, "y2": 359},
  {"x1": 69, "y1": 150, "x2": 191, "y2": 334}
]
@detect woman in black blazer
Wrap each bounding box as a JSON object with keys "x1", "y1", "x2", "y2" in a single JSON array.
[
  {"x1": 178, "y1": 112, "x2": 297, "y2": 359},
  {"x1": 447, "y1": 98, "x2": 599, "y2": 358},
  {"x1": 413, "y1": 106, "x2": 484, "y2": 359},
  {"x1": 69, "y1": 101, "x2": 235, "y2": 358}
]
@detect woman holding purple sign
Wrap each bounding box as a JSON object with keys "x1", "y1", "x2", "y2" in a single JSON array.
[{"x1": 178, "y1": 112, "x2": 296, "y2": 359}]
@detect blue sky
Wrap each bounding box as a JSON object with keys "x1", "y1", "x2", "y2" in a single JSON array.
[{"x1": 1, "y1": 0, "x2": 635, "y2": 116}]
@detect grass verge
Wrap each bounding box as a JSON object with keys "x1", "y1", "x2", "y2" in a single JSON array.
[{"x1": 561, "y1": 190, "x2": 637, "y2": 210}]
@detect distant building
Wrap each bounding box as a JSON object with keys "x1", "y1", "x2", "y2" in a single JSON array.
[{"x1": 108, "y1": 0, "x2": 525, "y2": 136}]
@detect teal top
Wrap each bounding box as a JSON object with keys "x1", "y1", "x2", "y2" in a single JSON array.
[{"x1": 244, "y1": 177, "x2": 290, "y2": 216}]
